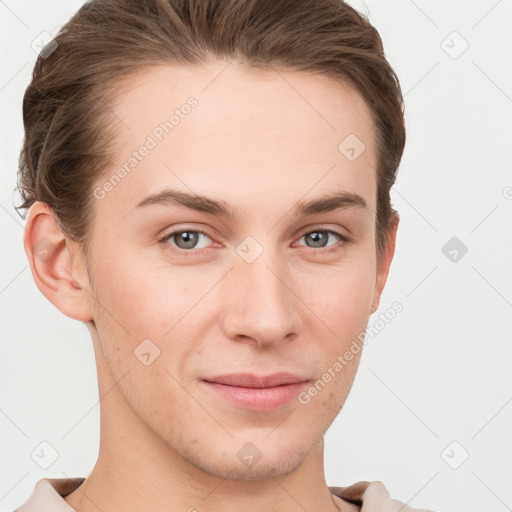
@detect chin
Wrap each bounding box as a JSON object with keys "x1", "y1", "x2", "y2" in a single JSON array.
[{"x1": 181, "y1": 436, "x2": 311, "y2": 482}]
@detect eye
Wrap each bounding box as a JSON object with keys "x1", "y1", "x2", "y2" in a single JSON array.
[
  {"x1": 158, "y1": 226, "x2": 352, "y2": 257},
  {"x1": 159, "y1": 228, "x2": 213, "y2": 255},
  {"x1": 296, "y1": 229, "x2": 350, "y2": 254}
]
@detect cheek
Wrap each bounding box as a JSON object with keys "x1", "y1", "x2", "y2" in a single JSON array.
[
  {"x1": 307, "y1": 260, "x2": 376, "y2": 330},
  {"x1": 302, "y1": 261, "x2": 374, "y2": 395},
  {"x1": 94, "y1": 249, "x2": 192, "y2": 332}
]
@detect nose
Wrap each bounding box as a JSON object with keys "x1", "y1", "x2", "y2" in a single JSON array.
[{"x1": 220, "y1": 247, "x2": 301, "y2": 348}]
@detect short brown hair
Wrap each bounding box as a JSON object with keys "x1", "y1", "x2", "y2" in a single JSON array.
[{"x1": 15, "y1": 0, "x2": 406, "y2": 259}]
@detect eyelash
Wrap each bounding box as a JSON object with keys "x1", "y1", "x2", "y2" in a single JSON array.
[{"x1": 158, "y1": 227, "x2": 352, "y2": 257}]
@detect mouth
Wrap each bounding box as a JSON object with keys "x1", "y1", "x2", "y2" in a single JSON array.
[{"x1": 201, "y1": 372, "x2": 309, "y2": 411}]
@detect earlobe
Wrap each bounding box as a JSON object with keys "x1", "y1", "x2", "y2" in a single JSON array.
[{"x1": 23, "y1": 201, "x2": 94, "y2": 322}]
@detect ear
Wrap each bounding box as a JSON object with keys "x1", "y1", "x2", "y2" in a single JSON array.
[
  {"x1": 370, "y1": 212, "x2": 399, "y2": 314},
  {"x1": 23, "y1": 201, "x2": 94, "y2": 322}
]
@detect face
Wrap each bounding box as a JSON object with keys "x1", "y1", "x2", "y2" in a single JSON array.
[{"x1": 69, "y1": 61, "x2": 395, "y2": 481}]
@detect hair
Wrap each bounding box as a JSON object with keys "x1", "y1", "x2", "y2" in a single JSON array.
[{"x1": 15, "y1": 0, "x2": 405, "y2": 260}]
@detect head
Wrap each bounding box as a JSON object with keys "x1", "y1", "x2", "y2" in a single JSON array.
[{"x1": 18, "y1": 0, "x2": 405, "y2": 482}]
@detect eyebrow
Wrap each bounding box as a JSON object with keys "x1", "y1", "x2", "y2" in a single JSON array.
[{"x1": 128, "y1": 187, "x2": 370, "y2": 220}]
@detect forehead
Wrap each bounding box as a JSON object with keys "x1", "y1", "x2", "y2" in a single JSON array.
[{"x1": 96, "y1": 61, "x2": 378, "y2": 221}]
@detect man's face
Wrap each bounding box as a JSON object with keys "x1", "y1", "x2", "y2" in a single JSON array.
[{"x1": 82, "y1": 61, "x2": 391, "y2": 480}]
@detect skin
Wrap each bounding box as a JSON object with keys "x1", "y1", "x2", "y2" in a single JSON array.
[{"x1": 24, "y1": 60, "x2": 398, "y2": 512}]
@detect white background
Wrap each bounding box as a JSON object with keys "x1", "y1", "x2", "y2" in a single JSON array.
[{"x1": 1, "y1": 1, "x2": 511, "y2": 511}]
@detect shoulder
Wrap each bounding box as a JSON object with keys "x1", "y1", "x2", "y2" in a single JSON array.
[
  {"x1": 329, "y1": 480, "x2": 436, "y2": 511},
  {"x1": 14, "y1": 477, "x2": 83, "y2": 512}
]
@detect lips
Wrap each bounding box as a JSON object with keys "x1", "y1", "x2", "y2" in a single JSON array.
[{"x1": 202, "y1": 372, "x2": 309, "y2": 388}]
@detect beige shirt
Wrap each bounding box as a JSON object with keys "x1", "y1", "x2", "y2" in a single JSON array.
[{"x1": 14, "y1": 477, "x2": 435, "y2": 511}]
